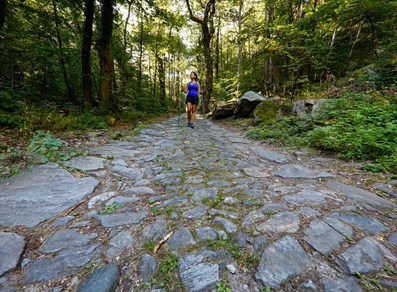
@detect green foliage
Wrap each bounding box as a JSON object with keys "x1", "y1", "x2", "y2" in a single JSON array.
[
  {"x1": 28, "y1": 131, "x2": 82, "y2": 162},
  {"x1": 97, "y1": 202, "x2": 124, "y2": 215},
  {"x1": 216, "y1": 280, "x2": 232, "y2": 292},
  {"x1": 0, "y1": 91, "x2": 19, "y2": 112},
  {"x1": 207, "y1": 238, "x2": 241, "y2": 259},
  {"x1": 250, "y1": 95, "x2": 397, "y2": 174}
]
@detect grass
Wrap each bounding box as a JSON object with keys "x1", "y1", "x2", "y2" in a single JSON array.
[{"x1": 97, "y1": 202, "x2": 124, "y2": 215}]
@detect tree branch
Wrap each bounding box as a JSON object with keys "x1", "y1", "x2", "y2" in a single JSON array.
[{"x1": 185, "y1": 0, "x2": 204, "y2": 25}]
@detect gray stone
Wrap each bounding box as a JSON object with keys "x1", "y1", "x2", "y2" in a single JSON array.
[
  {"x1": 213, "y1": 217, "x2": 237, "y2": 233},
  {"x1": 300, "y1": 207, "x2": 320, "y2": 218},
  {"x1": 195, "y1": 227, "x2": 219, "y2": 241},
  {"x1": 253, "y1": 235, "x2": 268, "y2": 254},
  {"x1": 255, "y1": 236, "x2": 311, "y2": 288},
  {"x1": 39, "y1": 229, "x2": 98, "y2": 254},
  {"x1": 143, "y1": 216, "x2": 167, "y2": 242},
  {"x1": 330, "y1": 213, "x2": 388, "y2": 235},
  {"x1": 167, "y1": 228, "x2": 197, "y2": 251},
  {"x1": 95, "y1": 211, "x2": 149, "y2": 228},
  {"x1": 250, "y1": 146, "x2": 292, "y2": 163},
  {"x1": 71, "y1": 220, "x2": 91, "y2": 228},
  {"x1": 191, "y1": 188, "x2": 218, "y2": 202},
  {"x1": 106, "y1": 230, "x2": 134, "y2": 259},
  {"x1": 243, "y1": 167, "x2": 270, "y2": 178},
  {"x1": 183, "y1": 205, "x2": 207, "y2": 220},
  {"x1": 180, "y1": 263, "x2": 219, "y2": 292},
  {"x1": 178, "y1": 250, "x2": 229, "y2": 292},
  {"x1": 112, "y1": 165, "x2": 143, "y2": 181},
  {"x1": 273, "y1": 164, "x2": 334, "y2": 179},
  {"x1": 90, "y1": 144, "x2": 137, "y2": 157},
  {"x1": 0, "y1": 232, "x2": 26, "y2": 277},
  {"x1": 77, "y1": 264, "x2": 120, "y2": 292},
  {"x1": 226, "y1": 264, "x2": 237, "y2": 274},
  {"x1": 224, "y1": 197, "x2": 240, "y2": 205},
  {"x1": 24, "y1": 244, "x2": 102, "y2": 284},
  {"x1": 63, "y1": 157, "x2": 105, "y2": 172},
  {"x1": 51, "y1": 216, "x2": 75, "y2": 227},
  {"x1": 389, "y1": 232, "x2": 397, "y2": 245},
  {"x1": 209, "y1": 209, "x2": 238, "y2": 220},
  {"x1": 322, "y1": 276, "x2": 363, "y2": 292},
  {"x1": 153, "y1": 196, "x2": 187, "y2": 209},
  {"x1": 328, "y1": 181, "x2": 396, "y2": 209},
  {"x1": 105, "y1": 196, "x2": 140, "y2": 206},
  {"x1": 374, "y1": 180, "x2": 397, "y2": 198},
  {"x1": 257, "y1": 212, "x2": 300, "y2": 234},
  {"x1": 244, "y1": 189, "x2": 264, "y2": 198},
  {"x1": 212, "y1": 99, "x2": 238, "y2": 119},
  {"x1": 236, "y1": 232, "x2": 249, "y2": 247},
  {"x1": 138, "y1": 254, "x2": 157, "y2": 283},
  {"x1": 293, "y1": 99, "x2": 333, "y2": 118},
  {"x1": 303, "y1": 219, "x2": 345, "y2": 255},
  {"x1": 88, "y1": 192, "x2": 117, "y2": 209},
  {"x1": 0, "y1": 163, "x2": 99, "y2": 228},
  {"x1": 261, "y1": 203, "x2": 289, "y2": 213},
  {"x1": 123, "y1": 186, "x2": 156, "y2": 196},
  {"x1": 322, "y1": 217, "x2": 354, "y2": 238},
  {"x1": 242, "y1": 210, "x2": 266, "y2": 229},
  {"x1": 283, "y1": 190, "x2": 328, "y2": 205},
  {"x1": 207, "y1": 180, "x2": 232, "y2": 187},
  {"x1": 336, "y1": 237, "x2": 397, "y2": 274},
  {"x1": 235, "y1": 91, "x2": 266, "y2": 118},
  {"x1": 298, "y1": 280, "x2": 318, "y2": 292}
]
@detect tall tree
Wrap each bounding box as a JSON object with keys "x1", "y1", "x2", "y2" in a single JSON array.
[
  {"x1": 185, "y1": 0, "x2": 216, "y2": 112},
  {"x1": 52, "y1": 0, "x2": 76, "y2": 104},
  {"x1": 98, "y1": 0, "x2": 114, "y2": 113},
  {"x1": 82, "y1": 0, "x2": 95, "y2": 107},
  {"x1": 0, "y1": 0, "x2": 6, "y2": 29}
]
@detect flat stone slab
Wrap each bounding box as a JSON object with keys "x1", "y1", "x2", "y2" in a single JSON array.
[
  {"x1": 283, "y1": 190, "x2": 329, "y2": 205},
  {"x1": 328, "y1": 181, "x2": 396, "y2": 209},
  {"x1": 39, "y1": 229, "x2": 98, "y2": 254},
  {"x1": 138, "y1": 254, "x2": 157, "y2": 283},
  {"x1": 95, "y1": 211, "x2": 149, "y2": 228},
  {"x1": 23, "y1": 243, "x2": 102, "y2": 284},
  {"x1": 330, "y1": 213, "x2": 388, "y2": 235},
  {"x1": 250, "y1": 146, "x2": 292, "y2": 163},
  {"x1": 0, "y1": 232, "x2": 26, "y2": 277},
  {"x1": 374, "y1": 180, "x2": 397, "y2": 198},
  {"x1": 183, "y1": 205, "x2": 207, "y2": 220},
  {"x1": 304, "y1": 219, "x2": 345, "y2": 255},
  {"x1": 257, "y1": 212, "x2": 300, "y2": 234},
  {"x1": 243, "y1": 167, "x2": 270, "y2": 178},
  {"x1": 273, "y1": 164, "x2": 334, "y2": 179},
  {"x1": 336, "y1": 237, "x2": 397, "y2": 274},
  {"x1": 322, "y1": 277, "x2": 363, "y2": 292},
  {"x1": 167, "y1": 228, "x2": 197, "y2": 251},
  {"x1": 255, "y1": 236, "x2": 311, "y2": 288},
  {"x1": 191, "y1": 188, "x2": 218, "y2": 202},
  {"x1": 213, "y1": 217, "x2": 237, "y2": 233},
  {"x1": 77, "y1": 264, "x2": 120, "y2": 292},
  {"x1": 89, "y1": 143, "x2": 138, "y2": 157},
  {"x1": 0, "y1": 163, "x2": 99, "y2": 227},
  {"x1": 62, "y1": 157, "x2": 105, "y2": 172},
  {"x1": 106, "y1": 230, "x2": 134, "y2": 259},
  {"x1": 143, "y1": 216, "x2": 167, "y2": 241}
]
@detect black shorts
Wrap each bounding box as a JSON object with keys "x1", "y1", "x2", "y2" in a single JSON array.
[{"x1": 186, "y1": 95, "x2": 199, "y2": 105}]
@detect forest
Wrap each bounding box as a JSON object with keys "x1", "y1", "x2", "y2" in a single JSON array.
[{"x1": 0, "y1": 0, "x2": 396, "y2": 176}]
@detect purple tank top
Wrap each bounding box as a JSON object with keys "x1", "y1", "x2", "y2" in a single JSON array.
[{"x1": 187, "y1": 82, "x2": 199, "y2": 97}]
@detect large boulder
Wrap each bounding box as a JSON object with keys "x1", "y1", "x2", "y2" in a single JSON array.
[
  {"x1": 211, "y1": 99, "x2": 238, "y2": 119},
  {"x1": 292, "y1": 99, "x2": 334, "y2": 118},
  {"x1": 253, "y1": 99, "x2": 280, "y2": 124},
  {"x1": 235, "y1": 91, "x2": 266, "y2": 118}
]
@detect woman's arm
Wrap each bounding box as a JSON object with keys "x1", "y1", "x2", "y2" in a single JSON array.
[{"x1": 182, "y1": 84, "x2": 188, "y2": 93}]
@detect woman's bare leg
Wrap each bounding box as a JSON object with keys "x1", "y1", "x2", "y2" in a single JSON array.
[
  {"x1": 186, "y1": 103, "x2": 192, "y2": 123},
  {"x1": 191, "y1": 104, "x2": 197, "y2": 124}
]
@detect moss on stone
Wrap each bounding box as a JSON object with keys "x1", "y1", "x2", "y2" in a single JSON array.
[{"x1": 253, "y1": 100, "x2": 280, "y2": 125}]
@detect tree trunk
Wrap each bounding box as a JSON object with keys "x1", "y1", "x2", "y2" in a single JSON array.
[
  {"x1": 0, "y1": 0, "x2": 6, "y2": 29},
  {"x1": 98, "y1": 0, "x2": 113, "y2": 113},
  {"x1": 119, "y1": 0, "x2": 133, "y2": 100},
  {"x1": 158, "y1": 54, "x2": 166, "y2": 107},
  {"x1": 236, "y1": 0, "x2": 243, "y2": 94},
  {"x1": 138, "y1": 0, "x2": 144, "y2": 93},
  {"x1": 215, "y1": 19, "x2": 220, "y2": 80},
  {"x1": 185, "y1": 0, "x2": 216, "y2": 113},
  {"x1": 82, "y1": 0, "x2": 95, "y2": 107},
  {"x1": 53, "y1": 0, "x2": 76, "y2": 105}
]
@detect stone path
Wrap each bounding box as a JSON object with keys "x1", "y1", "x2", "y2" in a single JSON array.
[{"x1": 1, "y1": 116, "x2": 397, "y2": 291}]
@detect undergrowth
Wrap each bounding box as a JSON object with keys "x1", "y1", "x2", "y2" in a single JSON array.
[{"x1": 248, "y1": 92, "x2": 397, "y2": 174}]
